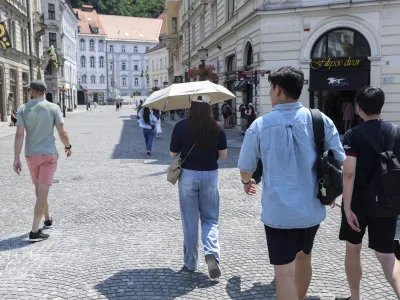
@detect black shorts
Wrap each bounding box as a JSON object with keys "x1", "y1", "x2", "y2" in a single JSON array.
[
  {"x1": 339, "y1": 205, "x2": 397, "y2": 253},
  {"x1": 264, "y1": 224, "x2": 320, "y2": 265}
]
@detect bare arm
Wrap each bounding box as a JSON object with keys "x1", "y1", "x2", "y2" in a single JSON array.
[
  {"x1": 55, "y1": 123, "x2": 70, "y2": 148},
  {"x1": 240, "y1": 170, "x2": 253, "y2": 184},
  {"x1": 218, "y1": 149, "x2": 227, "y2": 160},
  {"x1": 13, "y1": 126, "x2": 24, "y2": 175},
  {"x1": 342, "y1": 156, "x2": 356, "y2": 212},
  {"x1": 14, "y1": 126, "x2": 24, "y2": 160},
  {"x1": 170, "y1": 152, "x2": 179, "y2": 158}
]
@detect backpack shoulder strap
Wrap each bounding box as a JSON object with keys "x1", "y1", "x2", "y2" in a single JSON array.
[
  {"x1": 309, "y1": 109, "x2": 325, "y2": 154},
  {"x1": 387, "y1": 125, "x2": 397, "y2": 152},
  {"x1": 354, "y1": 127, "x2": 383, "y2": 156}
]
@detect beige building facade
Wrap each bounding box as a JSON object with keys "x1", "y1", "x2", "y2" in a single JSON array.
[
  {"x1": 0, "y1": 0, "x2": 45, "y2": 122},
  {"x1": 169, "y1": 0, "x2": 400, "y2": 129}
]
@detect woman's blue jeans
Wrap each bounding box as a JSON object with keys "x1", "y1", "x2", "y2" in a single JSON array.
[
  {"x1": 178, "y1": 169, "x2": 220, "y2": 271},
  {"x1": 143, "y1": 128, "x2": 155, "y2": 151}
]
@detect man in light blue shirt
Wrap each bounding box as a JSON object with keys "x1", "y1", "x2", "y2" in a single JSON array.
[{"x1": 238, "y1": 67, "x2": 345, "y2": 300}]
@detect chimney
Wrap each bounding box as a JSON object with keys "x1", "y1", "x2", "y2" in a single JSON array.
[{"x1": 82, "y1": 5, "x2": 94, "y2": 12}]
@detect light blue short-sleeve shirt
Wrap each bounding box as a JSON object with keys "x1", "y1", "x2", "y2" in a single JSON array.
[{"x1": 238, "y1": 102, "x2": 346, "y2": 229}]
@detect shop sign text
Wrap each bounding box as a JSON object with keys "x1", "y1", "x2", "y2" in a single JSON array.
[{"x1": 311, "y1": 57, "x2": 362, "y2": 70}]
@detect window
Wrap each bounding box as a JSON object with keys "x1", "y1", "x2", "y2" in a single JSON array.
[
  {"x1": 211, "y1": 2, "x2": 217, "y2": 32},
  {"x1": 89, "y1": 39, "x2": 95, "y2": 51},
  {"x1": 49, "y1": 32, "x2": 57, "y2": 48},
  {"x1": 80, "y1": 39, "x2": 85, "y2": 51},
  {"x1": 227, "y1": 0, "x2": 234, "y2": 20},
  {"x1": 311, "y1": 28, "x2": 371, "y2": 59},
  {"x1": 110, "y1": 62, "x2": 113, "y2": 70},
  {"x1": 146, "y1": 47, "x2": 149, "y2": 52},
  {"x1": 156, "y1": 59, "x2": 159, "y2": 70},
  {"x1": 133, "y1": 61, "x2": 139, "y2": 71},
  {"x1": 121, "y1": 62, "x2": 126, "y2": 71},
  {"x1": 152, "y1": 60, "x2": 154, "y2": 71},
  {"x1": 160, "y1": 58, "x2": 163, "y2": 69},
  {"x1": 191, "y1": 25, "x2": 196, "y2": 48},
  {"x1": 99, "y1": 56, "x2": 104, "y2": 68},
  {"x1": 82, "y1": 75, "x2": 87, "y2": 83},
  {"x1": 110, "y1": 77, "x2": 114, "y2": 86},
  {"x1": 45, "y1": 62, "x2": 53, "y2": 75},
  {"x1": 9, "y1": 69, "x2": 17, "y2": 110},
  {"x1": 226, "y1": 55, "x2": 236, "y2": 73},
  {"x1": 165, "y1": 57, "x2": 167, "y2": 68},
  {"x1": 20, "y1": 27, "x2": 25, "y2": 53},
  {"x1": 122, "y1": 77, "x2": 127, "y2": 86},
  {"x1": 134, "y1": 46, "x2": 138, "y2": 53},
  {"x1": 80, "y1": 56, "x2": 86, "y2": 68},
  {"x1": 90, "y1": 75, "x2": 96, "y2": 84},
  {"x1": 100, "y1": 75, "x2": 105, "y2": 84},
  {"x1": 154, "y1": 79, "x2": 158, "y2": 87},
  {"x1": 109, "y1": 45, "x2": 114, "y2": 52},
  {"x1": 200, "y1": 15, "x2": 205, "y2": 41},
  {"x1": 99, "y1": 40, "x2": 104, "y2": 51},
  {"x1": 48, "y1": 4, "x2": 55, "y2": 20},
  {"x1": 172, "y1": 17, "x2": 178, "y2": 34},
  {"x1": 89, "y1": 56, "x2": 95, "y2": 68},
  {"x1": 134, "y1": 78, "x2": 139, "y2": 86},
  {"x1": 122, "y1": 46, "x2": 126, "y2": 53}
]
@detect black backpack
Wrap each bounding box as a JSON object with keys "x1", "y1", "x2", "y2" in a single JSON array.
[
  {"x1": 355, "y1": 125, "x2": 400, "y2": 217},
  {"x1": 310, "y1": 109, "x2": 343, "y2": 205}
]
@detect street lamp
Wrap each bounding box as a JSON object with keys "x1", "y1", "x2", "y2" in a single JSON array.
[
  {"x1": 198, "y1": 47, "x2": 208, "y2": 81},
  {"x1": 59, "y1": 86, "x2": 67, "y2": 117}
]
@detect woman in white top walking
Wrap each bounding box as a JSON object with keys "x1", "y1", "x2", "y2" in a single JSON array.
[{"x1": 138, "y1": 107, "x2": 158, "y2": 155}]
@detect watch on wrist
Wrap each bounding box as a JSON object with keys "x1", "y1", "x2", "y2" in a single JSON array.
[{"x1": 65, "y1": 144, "x2": 72, "y2": 149}]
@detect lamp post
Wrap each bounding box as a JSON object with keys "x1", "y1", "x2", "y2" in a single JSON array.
[
  {"x1": 60, "y1": 86, "x2": 66, "y2": 117},
  {"x1": 198, "y1": 47, "x2": 208, "y2": 81}
]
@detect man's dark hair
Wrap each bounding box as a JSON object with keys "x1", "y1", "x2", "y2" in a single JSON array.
[
  {"x1": 268, "y1": 66, "x2": 304, "y2": 100},
  {"x1": 355, "y1": 86, "x2": 385, "y2": 115}
]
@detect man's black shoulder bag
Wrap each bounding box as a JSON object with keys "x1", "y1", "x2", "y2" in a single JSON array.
[
  {"x1": 310, "y1": 109, "x2": 343, "y2": 205},
  {"x1": 354, "y1": 125, "x2": 400, "y2": 218}
]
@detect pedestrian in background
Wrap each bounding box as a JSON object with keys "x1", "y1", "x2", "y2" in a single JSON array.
[
  {"x1": 170, "y1": 94, "x2": 227, "y2": 279},
  {"x1": 246, "y1": 103, "x2": 256, "y2": 129},
  {"x1": 13, "y1": 80, "x2": 72, "y2": 242},
  {"x1": 116, "y1": 101, "x2": 120, "y2": 112},
  {"x1": 238, "y1": 67, "x2": 345, "y2": 300},
  {"x1": 170, "y1": 109, "x2": 175, "y2": 120},
  {"x1": 138, "y1": 107, "x2": 157, "y2": 155},
  {"x1": 239, "y1": 103, "x2": 248, "y2": 135}
]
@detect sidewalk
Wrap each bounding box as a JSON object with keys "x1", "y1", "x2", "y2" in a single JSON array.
[
  {"x1": 0, "y1": 122, "x2": 16, "y2": 139},
  {"x1": 163, "y1": 118, "x2": 244, "y2": 149}
]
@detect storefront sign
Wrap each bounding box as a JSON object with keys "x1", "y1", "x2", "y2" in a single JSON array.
[
  {"x1": 309, "y1": 69, "x2": 370, "y2": 91},
  {"x1": 383, "y1": 76, "x2": 395, "y2": 83},
  {"x1": 310, "y1": 57, "x2": 369, "y2": 70}
]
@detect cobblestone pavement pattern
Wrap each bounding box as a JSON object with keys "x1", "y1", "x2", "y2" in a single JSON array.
[{"x1": 0, "y1": 106, "x2": 396, "y2": 300}]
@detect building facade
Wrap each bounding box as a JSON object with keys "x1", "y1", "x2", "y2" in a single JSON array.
[
  {"x1": 148, "y1": 11, "x2": 169, "y2": 93},
  {"x1": 74, "y1": 5, "x2": 107, "y2": 104},
  {"x1": 172, "y1": 0, "x2": 400, "y2": 128},
  {"x1": 98, "y1": 14, "x2": 162, "y2": 98},
  {"x1": 43, "y1": 0, "x2": 78, "y2": 110},
  {"x1": 0, "y1": 0, "x2": 45, "y2": 122}
]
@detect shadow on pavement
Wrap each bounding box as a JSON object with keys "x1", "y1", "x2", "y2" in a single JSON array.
[
  {"x1": 95, "y1": 268, "x2": 217, "y2": 299},
  {"x1": 0, "y1": 233, "x2": 31, "y2": 252},
  {"x1": 226, "y1": 276, "x2": 276, "y2": 299}
]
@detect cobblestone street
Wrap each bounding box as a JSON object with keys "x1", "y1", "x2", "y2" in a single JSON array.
[{"x1": 0, "y1": 106, "x2": 396, "y2": 300}]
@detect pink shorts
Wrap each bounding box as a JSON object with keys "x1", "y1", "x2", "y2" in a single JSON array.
[{"x1": 26, "y1": 154, "x2": 58, "y2": 185}]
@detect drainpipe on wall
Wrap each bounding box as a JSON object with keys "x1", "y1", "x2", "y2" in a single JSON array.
[
  {"x1": 105, "y1": 40, "x2": 109, "y2": 100},
  {"x1": 26, "y1": 0, "x2": 34, "y2": 80},
  {"x1": 187, "y1": 22, "x2": 191, "y2": 77}
]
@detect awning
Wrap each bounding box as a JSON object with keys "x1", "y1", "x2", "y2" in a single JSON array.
[{"x1": 76, "y1": 85, "x2": 88, "y2": 92}]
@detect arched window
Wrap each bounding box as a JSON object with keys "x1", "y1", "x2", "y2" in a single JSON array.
[
  {"x1": 226, "y1": 55, "x2": 236, "y2": 73},
  {"x1": 99, "y1": 40, "x2": 104, "y2": 52},
  {"x1": 244, "y1": 42, "x2": 253, "y2": 67},
  {"x1": 89, "y1": 39, "x2": 95, "y2": 51},
  {"x1": 80, "y1": 39, "x2": 85, "y2": 51},
  {"x1": 100, "y1": 75, "x2": 105, "y2": 84},
  {"x1": 90, "y1": 56, "x2": 95, "y2": 68},
  {"x1": 81, "y1": 74, "x2": 87, "y2": 83},
  {"x1": 311, "y1": 28, "x2": 371, "y2": 59},
  {"x1": 80, "y1": 56, "x2": 86, "y2": 68},
  {"x1": 99, "y1": 56, "x2": 104, "y2": 68}
]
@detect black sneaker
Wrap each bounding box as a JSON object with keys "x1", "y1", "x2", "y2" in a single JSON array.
[
  {"x1": 44, "y1": 219, "x2": 53, "y2": 228},
  {"x1": 205, "y1": 254, "x2": 221, "y2": 279},
  {"x1": 29, "y1": 229, "x2": 49, "y2": 242}
]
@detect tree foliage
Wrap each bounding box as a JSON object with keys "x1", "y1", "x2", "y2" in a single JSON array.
[{"x1": 70, "y1": 0, "x2": 165, "y2": 18}]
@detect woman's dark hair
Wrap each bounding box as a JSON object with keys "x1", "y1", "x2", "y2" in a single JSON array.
[
  {"x1": 143, "y1": 107, "x2": 151, "y2": 124},
  {"x1": 188, "y1": 101, "x2": 219, "y2": 151}
]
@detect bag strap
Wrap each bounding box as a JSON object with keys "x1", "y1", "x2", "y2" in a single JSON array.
[
  {"x1": 388, "y1": 125, "x2": 397, "y2": 152},
  {"x1": 309, "y1": 109, "x2": 325, "y2": 154},
  {"x1": 354, "y1": 127, "x2": 383, "y2": 156},
  {"x1": 181, "y1": 143, "x2": 196, "y2": 165}
]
